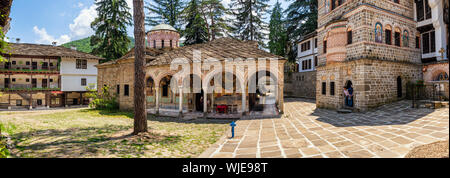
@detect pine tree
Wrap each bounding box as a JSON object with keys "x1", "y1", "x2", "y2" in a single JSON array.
[
  {"x1": 145, "y1": 0, "x2": 185, "y2": 30},
  {"x1": 90, "y1": 0, "x2": 132, "y2": 61},
  {"x1": 132, "y1": 0, "x2": 148, "y2": 134},
  {"x1": 284, "y1": 0, "x2": 317, "y2": 62},
  {"x1": 228, "y1": 0, "x2": 269, "y2": 47},
  {"x1": 284, "y1": 0, "x2": 317, "y2": 40},
  {"x1": 199, "y1": 0, "x2": 229, "y2": 41},
  {"x1": 268, "y1": 1, "x2": 287, "y2": 57},
  {"x1": 183, "y1": 0, "x2": 209, "y2": 45}
]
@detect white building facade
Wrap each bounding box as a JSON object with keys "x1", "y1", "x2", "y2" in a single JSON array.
[{"x1": 297, "y1": 31, "x2": 318, "y2": 72}]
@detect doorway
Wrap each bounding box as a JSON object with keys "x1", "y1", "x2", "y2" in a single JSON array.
[
  {"x1": 32, "y1": 62, "x2": 38, "y2": 70},
  {"x1": 42, "y1": 79, "x2": 48, "y2": 88},
  {"x1": 195, "y1": 90, "x2": 204, "y2": 112},
  {"x1": 32, "y1": 78, "x2": 37, "y2": 88},
  {"x1": 4, "y1": 78, "x2": 10, "y2": 88},
  {"x1": 345, "y1": 80, "x2": 354, "y2": 107}
]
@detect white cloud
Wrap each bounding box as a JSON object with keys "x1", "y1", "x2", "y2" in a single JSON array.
[
  {"x1": 69, "y1": 5, "x2": 98, "y2": 38},
  {"x1": 33, "y1": 26, "x2": 71, "y2": 44},
  {"x1": 77, "y1": 2, "x2": 84, "y2": 8}
]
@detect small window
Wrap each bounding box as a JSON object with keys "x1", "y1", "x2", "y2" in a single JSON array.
[
  {"x1": 385, "y1": 27, "x2": 392, "y2": 45},
  {"x1": 322, "y1": 82, "x2": 327, "y2": 95},
  {"x1": 330, "y1": 82, "x2": 335, "y2": 96},
  {"x1": 82, "y1": 60, "x2": 87, "y2": 69},
  {"x1": 124, "y1": 85, "x2": 129, "y2": 96},
  {"x1": 81, "y1": 78, "x2": 87, "y2": 86},
  {"x1": 26, "y1": 78, "x2": 30, "y2": 82},
  {"x1": 154, "y1": 40, "x2": 156, "y2": 48},
  {"x1": 314, "y1": 56, "x2": 318, "y2": 67},
  {"x1": 415, "y1": 35, "x2": 420, "y2": 49},
  {"x1": 347, "y1": 28, "x2": 352, "y2": 45},
  {"x1": 394, "y1": 30, "x2": 401, "y2": 47},
  {"x1": 50, "y1": 79, "x2": 53, "y2": 82},
  {"x1": 12, "y1": 78, "x2": 16, "y2": 82},
  {"x1": 117, "y1": 85, "x2": 120, "y2": 95},
  {"x1": 170, "y1": 40, "x2": 173, "y2": 48},
  {"x1": 76, "y1": 59, "x2": 82, "y2": 69},
  {"x1": 26, "y1": 61, "x2": 30, "y2": 65},
  {"x1": 314, "y1": 38, "x2": 318, "y2": 48},
  {"x1": 323, "y1": 40, "x2": 327, "y2": 53},
  {"x1": 12, "y1": 61, "x2": 16, "y2": 65},
  {"x1": 16, "y1": 100, "x2": 22, "y2": 106},
  {"x1": 394, "y1": 0, "x2": 399, "y2": 3},
  {"x1": 162, "y1": 40, "x2": 165, "y2": 48}
]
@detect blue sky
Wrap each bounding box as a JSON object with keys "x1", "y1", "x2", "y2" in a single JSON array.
[{"x1": 7, "y1": 0, "x2": 289, "y2": 45}]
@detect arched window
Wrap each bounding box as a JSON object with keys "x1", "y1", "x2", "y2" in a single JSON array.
[
  {"x1": 394, "y1": 28, "x2": 401, "y2": 47},
  {"x1": 385, "y1": 25, "x2": 392, "y2": 45},
  {"x1": 323, "y1": 37, "x2": 327, "y2": 54},
  {"x1": 435, "y1": 72, "x2": 449, "y2": 81},
  {"x1": 347, "y1": 27, "x2": 353, "y2": 45},
  {"x1": 402, "y1": 30, "x2": 409, "y2": 47},
  {"x1": 375, "y1": 22, "x2": 383, "y2": 43}
]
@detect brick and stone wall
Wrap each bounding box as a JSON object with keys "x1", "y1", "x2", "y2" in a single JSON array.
[
  {"x1": 147, "y1": 30, "x2": 180, "y2": 49},
  {"x1": 316, "y1": 59, "x2": 422, "y2": 111},
  {"x1": 284, "y1": 71, "x2": 317, "y2": 99}
]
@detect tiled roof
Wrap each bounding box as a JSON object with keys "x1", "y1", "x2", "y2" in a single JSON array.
[
  {"x1": 4, "y1": 43, "x2": 103, "y2": 60},
  {"x1": 99, "y1": 38, "x2": 284, "y2": 67}
]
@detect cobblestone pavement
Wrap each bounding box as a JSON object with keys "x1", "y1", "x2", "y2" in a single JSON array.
[{"x1": 200, "y1": 99, "x2": 449, "y2": 158}]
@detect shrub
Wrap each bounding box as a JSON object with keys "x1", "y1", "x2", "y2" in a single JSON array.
[{"x1": 86, "y1": 85, "x2": 119, "y2": 110}]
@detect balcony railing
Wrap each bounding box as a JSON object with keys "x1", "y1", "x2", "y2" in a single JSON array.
[
  {"x1": 0, "y1": 65, "x2": 59, "y2": 72},
  {"x1": 1, "y1": 83, "x2": 60, "y2": 91}
]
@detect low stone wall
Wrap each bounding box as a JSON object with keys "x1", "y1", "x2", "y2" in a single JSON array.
[{"x1": 284, "y1": 71, "x2": 316, "y2": 99}]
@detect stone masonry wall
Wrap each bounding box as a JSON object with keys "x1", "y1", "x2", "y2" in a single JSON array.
[
  {"x1": 316, "y1": 59, "x2": 422, "y2": 111},
  {"x1": 284, "y1": 71, "x2": 317, "y2": 99}
]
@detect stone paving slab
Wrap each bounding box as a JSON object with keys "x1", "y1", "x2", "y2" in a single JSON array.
[{"x1": 201, "y1": 99, "x2": 449, "y2": 158}]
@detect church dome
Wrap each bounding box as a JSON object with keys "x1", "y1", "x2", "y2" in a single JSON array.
[{"x1": 150, "y1": 24, "x2": 177, "y2": 32}]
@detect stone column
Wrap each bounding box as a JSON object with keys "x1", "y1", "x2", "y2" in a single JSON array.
[
  {"x1": 203, "y1": 89, "x2": 207, "y2": 116},
  {"x1": 278, "y1": 84, "x2": 284, "y2": 114},
  {"x1": 178, "y1": 86, "x2": 183, "y2": 118},
  {"x1": 242, "y1": 91, "x2": 246, "y2": 115},
  {"x1": 155, "y1": 86, "x2": 160, "y2": 115}
]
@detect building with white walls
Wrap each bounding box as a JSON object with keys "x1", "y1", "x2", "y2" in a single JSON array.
[{"x1": 0, "y1": 43, "x2": 102, "y2": 109}]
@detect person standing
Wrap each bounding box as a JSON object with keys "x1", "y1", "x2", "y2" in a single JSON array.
[
  {"x1": 348, "y1": 85, "x2": 354, "y2": 107},
  {"x1": 343, "y1": 87, "x2": 349, "y2": 107}
]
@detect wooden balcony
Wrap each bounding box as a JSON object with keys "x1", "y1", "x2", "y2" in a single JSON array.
[
  {"x1": 1, "y1": 83, "x2": 60, "y2": 92},
  {"x1": 0, "y1": 65, "x2": 59, "y2": 74}
]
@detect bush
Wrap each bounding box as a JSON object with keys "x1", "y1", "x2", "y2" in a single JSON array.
[
  {"x1": 0, "y1": 123, "x2": 11, "y2": 158},
  {"x1": 86, "y1": 85, "x2": 119, "y2": 110}
]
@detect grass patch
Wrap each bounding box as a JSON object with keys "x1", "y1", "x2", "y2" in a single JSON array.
[{"x1": 0, "y1": 109, "x2": 228, "y2": 158}]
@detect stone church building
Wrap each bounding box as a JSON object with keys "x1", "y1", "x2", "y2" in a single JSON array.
[
  {"x1": 312, "y1": 0, "x2": 448, "y2": 111},
  {"x1": 97, "y1": 24, "x2": 286, "y2": 118}
]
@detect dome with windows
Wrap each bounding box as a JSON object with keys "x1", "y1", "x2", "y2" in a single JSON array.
[{"x1": 147, "y1": 24, "x2": 180, "y2": 49}]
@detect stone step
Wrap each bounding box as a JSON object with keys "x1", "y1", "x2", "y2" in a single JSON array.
[{"x1": 337, "y1": 109, "x2": 353, "y2": 114}]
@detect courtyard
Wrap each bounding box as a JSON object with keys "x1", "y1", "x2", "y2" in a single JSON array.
[
  {"x1": 201, "y1": 98, "x2": 449, "y2": 158},
  {"x1": 0, "y1": 109, "x2": 228, "y2": 158}
]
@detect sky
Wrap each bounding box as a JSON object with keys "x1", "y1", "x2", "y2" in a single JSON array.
[{"x1": 6, "y1": 0, "x2": 289, "y2": 45}]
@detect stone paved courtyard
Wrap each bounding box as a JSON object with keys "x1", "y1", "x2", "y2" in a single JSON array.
[{"x1": 200, "y1": 98, "x2": 449, "y2": 158}]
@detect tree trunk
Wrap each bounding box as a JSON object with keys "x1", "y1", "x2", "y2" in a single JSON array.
[{"x1": 132, "y1": 0, "x2": 148, "y2": 134}]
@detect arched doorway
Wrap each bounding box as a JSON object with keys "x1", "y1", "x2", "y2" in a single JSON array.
[
  {"x1": 397, "y1": 76, "x2": 402, "y2": 98},
  {"x1": 248, "y1": 71, "x2": 279, "y2": 112},
  {"x1": 182, "y1": 74, "x2": 203, "y2": 112},
  {"x1": 159, "y1": 75, "x2": 175, "y2": 109},
  {"x1": 345, "y1": 80, "x2": 354, "y2": 107},
  {"x1": 206, "y1": 71, "x2": 243, "y2": 114}
]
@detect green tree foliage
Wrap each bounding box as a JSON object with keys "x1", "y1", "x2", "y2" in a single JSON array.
[
  {"x1": 145, "y1": 0, "x2": 185, "y2": 30},
  {"x1": 284, "y1": 0, "x2": 318, "y2": 62},
  {"x1": 61, "y1": 37, "x2": 135, "y2": 54},
  {"x1": 228, "y1": 0, "x2": 270, "y2": 48},
  {"x1": 86, "y1": 85, "x2": 118, "y2": 110},
  {"x1": 0, "y1": 15, "x2": 9, "y2": 63},
  {"x1": 183, "y1": 0, "x2": 209, "y2": 45},
  {"x1": 268, "y1": 1, "x2": 287, "y2": 57},
  {"x1": 199, "y1": 0, "x2": 229, "y2": 41},
  {"x1": 90, "y1": 0, "x2": 132, "y2": 61}
]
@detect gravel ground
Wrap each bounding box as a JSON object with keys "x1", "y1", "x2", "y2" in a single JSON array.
[{"x1": 405, "y1": 140, "x2": 449, "y2": 158}]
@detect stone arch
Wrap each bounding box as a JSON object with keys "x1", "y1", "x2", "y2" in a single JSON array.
[
  {"x1": 385, "y1": 24, "x2": 393, "y2": 44},
  {"x1": 394, "y1": 27, "x2": 402, "y2": 46},
  {"x1": 203, "y1": 68, "x2": 245, "y2": 93}
]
